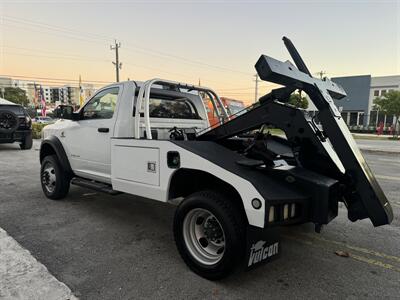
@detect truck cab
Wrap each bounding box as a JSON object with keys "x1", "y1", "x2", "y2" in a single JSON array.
[{"x1": 43, "y1": 81, "x2": 210, "y2": 183}]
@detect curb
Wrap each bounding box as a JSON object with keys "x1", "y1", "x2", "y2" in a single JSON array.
[{"x1": 0, "y1": 228, "x2": 78, "y2": 300}]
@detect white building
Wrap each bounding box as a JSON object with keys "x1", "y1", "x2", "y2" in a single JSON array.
[
  {"x1": 41, "y1": 86, "x2": 51, "y2": 103},
  {"x1": 306, "y1": 75, "x2": 399, "y2": 132},
  {"x1": 1, "y1": 77, "x2": 97, "y2": 107},
  {"x1": 0, "y1": 77, "x2": 12, "y2": 98},
  {"x1": 368, "y1": 76, "x2": 400, "y2": 128}
]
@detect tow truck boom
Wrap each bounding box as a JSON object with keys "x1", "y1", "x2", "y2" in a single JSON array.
[{"x1": 199, "y1": 37, "x2": 393, "y2": 226}]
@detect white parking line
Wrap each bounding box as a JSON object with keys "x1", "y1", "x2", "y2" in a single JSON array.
[{"x1": 0, "y1": 228, "x2": 77, "y2": 300}]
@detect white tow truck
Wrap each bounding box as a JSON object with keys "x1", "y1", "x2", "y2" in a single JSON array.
[{"x1": 40, "y1": 38, "x2": 393, "y2": 280}]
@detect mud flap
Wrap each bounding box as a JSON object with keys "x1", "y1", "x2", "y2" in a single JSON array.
[{"x1": 244, "y1": 225, "x2": 281, "y2": 271}]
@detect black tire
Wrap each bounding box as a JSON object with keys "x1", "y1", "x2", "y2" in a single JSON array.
[
  {"x1": 40, "y1": 155, "x2": 70, "y2": 200},
  {"x1": 20, "y1": 132, "x2": 33, "y2": 150},
  {"x1": 173, "y1": 190, "x2": 246, "y2": 280},
  {"x1": 0, "y1": 110, "x2": 19, "y2": 134}
]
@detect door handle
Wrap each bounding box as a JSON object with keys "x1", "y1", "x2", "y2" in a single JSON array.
[{"x1": 98, "y1": 127, "x2": 109, "y2": 133}]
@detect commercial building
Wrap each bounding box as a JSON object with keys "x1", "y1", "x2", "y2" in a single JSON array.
[
  {"x1": 0, "y1": 77, "x2": 12, "y2": 88},
  {"x1": 331, "y1": 75, "x2": 399, "y2": 130},
  {"x1": 50, "y1": 88, "x2": 60, "y2": 103},
  {"x1": 40, "y1": 86, "x2": 51, "y2": 103},
  {"x1": 1, "y1": 77, "x2": 96, "y2": 107},
  {"x1": 53, "y1": 84, "x2": 95, "y2": 105},
  {"x1": 19, "y1": 82, "x2": 51, "y2": 104},
  {"x1": 0, "y1": 77, "x2": 13, "y2": 98}
]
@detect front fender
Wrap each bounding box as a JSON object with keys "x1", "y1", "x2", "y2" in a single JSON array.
[{"x1": 40, "y1": 136, "x2": 72, "y2": 175}]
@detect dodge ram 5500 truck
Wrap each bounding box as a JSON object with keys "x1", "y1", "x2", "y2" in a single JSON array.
[{"x1": 40, "y1": 37, "x2": 393, "y2": 280}]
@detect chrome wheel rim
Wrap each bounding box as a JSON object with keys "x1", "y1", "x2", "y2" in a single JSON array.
[
  {"x1": 41, "y1": 162, "x2": 56, "y2": 193},
  {"x1": 183, "y1": 208, "x2": 225, "y2": 265}
]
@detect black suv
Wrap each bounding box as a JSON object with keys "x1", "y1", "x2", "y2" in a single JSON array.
[{"x1": 0, "y1": 102, "x2": 33, "y2": 149}]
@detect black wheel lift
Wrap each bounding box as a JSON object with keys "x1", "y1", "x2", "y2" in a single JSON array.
[{"x1": 198, "y1": 37, "x2": 393, "y2": 227}]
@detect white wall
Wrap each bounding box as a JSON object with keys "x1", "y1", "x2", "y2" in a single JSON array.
[
  {"x1": 368, "y1": 75, "x2": 400, "y2": 126},
  {"x1": 369, "y1": 75, "x2": 400, "y2": 110}
]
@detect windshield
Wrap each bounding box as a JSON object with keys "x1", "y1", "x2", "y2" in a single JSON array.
[
  {"x1": 0, "y1": 105, "x2": 24, "y2": 115},
  {"x1": 227, "y1": 102, "x2": 245, "y2": 115}
]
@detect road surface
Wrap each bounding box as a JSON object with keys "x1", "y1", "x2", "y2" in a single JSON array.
[
  {"x1": 356, "y1": 138, "x2": 400, "y2": 154},
  {"x1": 0, "y1": 140, "x2": 399, "y2": 299}
]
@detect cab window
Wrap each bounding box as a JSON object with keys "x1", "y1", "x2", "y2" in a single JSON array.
[
  {"x1": 82, "y1": 87, "x2": 119, "y2": 120},
  {"x1": 147, "y1": 97, "x2": 201, "y2": 119}
]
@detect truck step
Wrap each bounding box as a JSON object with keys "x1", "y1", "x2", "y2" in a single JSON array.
[{"x1": 71, "y1": 177, "x2": 121, "y2": 195}]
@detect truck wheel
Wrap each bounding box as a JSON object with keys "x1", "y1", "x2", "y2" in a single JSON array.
[
  {"x1": 20, "y1": 132, "x2": 33, "y2": 150},
  {"x1": 173, "y1": 190, "x2": 246, "y2": 280},
  {"x1": 40, "y1": 155, "x2": 70, "y2": 200},
  {"x1": 0, "y1": 110, "x2": 19, "y2": 134}
]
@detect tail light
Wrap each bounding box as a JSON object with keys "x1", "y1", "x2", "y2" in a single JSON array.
[{"x1": 267, "y1": 203, "x2": 300, "y2": 224}]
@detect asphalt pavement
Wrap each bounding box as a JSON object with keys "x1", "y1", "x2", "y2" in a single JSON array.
[
  {"x1": 355, "y1": 139, "x2": 400, "y2": 154},
  {"x1": 0, "y1": 140, "x2": 399, "y2": 299}
]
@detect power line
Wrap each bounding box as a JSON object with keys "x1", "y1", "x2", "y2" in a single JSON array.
[
  {"x1": 0, "y1": 74, "x2": 112, "y2": 84},
  {"x1": 3, "y1": 16, "x2": 113, "y2": 42},
  {"x1": 1, "y1": 23, "x2": 109, "y2": 46},
  {"x1": 2, "y1": 46, "x2": 109, "y2": 61},
  {"x1": 3, "y1": 51, "x2": 110, "y2": 63},
  {"x1": 123, "y1": 62, "x2": 249, "y2": 88},
  {"x1": 1, "y1": 53, "x2": 251, "y2": 89},
  {"x1": 2, "y1": 45, "x2": 244, "y2": 87},
  {"x1": 0, "y1": 83, "x2": 103, "y2": 88},
  {"x1": 123, "y1": 62, "x2": 190, "y2": 80},
  {"x1": 2, "y1": 15, "x2": 274, "y2": 92},
  {"x1": 4, "y1": 22, "x2": 252, "y2": 83},
  {"x1": 4, "y1": 14, "x2": 253, "y2": 77},
  {"x1": 124, "y1": 44, "x2": 252, "y2": 76}
]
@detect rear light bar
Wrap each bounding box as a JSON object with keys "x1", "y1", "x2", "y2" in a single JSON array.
[{"x1": 267, "y1": 203, "x2": 301, "y2": 224}]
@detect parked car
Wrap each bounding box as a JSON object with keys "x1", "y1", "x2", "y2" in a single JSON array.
[
  {"x1": 33, "y1": 116, "x2": 54, "y2": 124},
  {"x1": 0, "y1": 98, "x2": 33, "y2": 149}
]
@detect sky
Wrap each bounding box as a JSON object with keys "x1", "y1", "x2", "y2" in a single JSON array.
[{"x1": 0, "y1": 0, "x2": 399, "y2": 103}]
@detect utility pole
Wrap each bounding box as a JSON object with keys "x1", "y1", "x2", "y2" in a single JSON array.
[
  {"x1": 254, "y1": 74, "x2": 259, "y2": 103},
  {"x1": 317, "y1": 70, "x2": 326, "y2": 79},
  {"x1": 110, "y1": 40, "x2": 122, "y2": 82}
]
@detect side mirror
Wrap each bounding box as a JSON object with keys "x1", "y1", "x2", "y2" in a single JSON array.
[
  {"x1": 54, "y1": 105, "x2": 77, "y2": 120},
  {"x1": 71, "y1": 112, "x2": 81, "y2": 121}
]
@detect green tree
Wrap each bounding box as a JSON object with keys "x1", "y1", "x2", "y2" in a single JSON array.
[
  {"x1": 3, "y1": 87, "x2": 29, "y2": 106},
  {"x1": 289, "y1": 91, "x2": 309, "y2": 109},
  {"x1": 373, "y1": 90, "x2": 400, "y2": 136}
]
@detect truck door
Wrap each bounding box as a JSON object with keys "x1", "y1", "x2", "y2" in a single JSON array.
[{"x1": 65, "y1": 86, "x2": 121, "y2": 182}]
